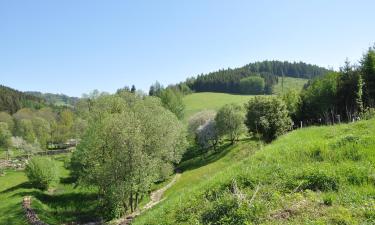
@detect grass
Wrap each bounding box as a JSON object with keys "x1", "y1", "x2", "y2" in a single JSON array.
[
  {"x1": 0, "y1": 154, "x2": 100, "y2": 225},
  {"x1": 273, "y1": 77, "x2": 308, "y2": 95},
  {"x1": 133, "y1": 119, "x2": 375, "y2": 224},
  {"x1": 183, "y1": 77, "x2": 308, "y2": 121},
  {"x1": 183, "y1": 92, "x2": 256, "y2": 121}
]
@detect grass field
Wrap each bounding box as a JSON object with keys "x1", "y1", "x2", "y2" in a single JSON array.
[
  {"x1": 133, "y1": 118, "x2": 375, "y2": 224},
  {"x1": 183, "y1": 77, "x2": 308, "y2": 121},
  {"x1": 0, "y1": 154, "x2": 99, "y2": 225},
  {"x1": 183, "y1": 92, "x2": 256, "y2": 121},
  {"x1": 273, "y1": 77, "x2": 308, "y2": 95}
]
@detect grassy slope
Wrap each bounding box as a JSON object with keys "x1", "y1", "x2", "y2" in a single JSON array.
[
  {"x1": 272, "y1": 77, "x2": 308, "y2": 95},
  {"x1": 134, "y1": 119, "x2": 375, "y2": 224},
  {"x1": 183, "y1": 77, "x2": 308, "y2": 121},
  {"x1": 183, "y1": 92, "x2": 256, "y2": 121},
  {"x1": 0, "y1": 154, "x2": 99, "y2": 225}
]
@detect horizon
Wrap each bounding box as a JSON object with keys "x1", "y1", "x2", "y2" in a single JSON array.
[{"x1": 1, "y1": 0, "x2": 374, "y2": 97}]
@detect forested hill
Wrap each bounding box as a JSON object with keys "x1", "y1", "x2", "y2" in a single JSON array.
[
  {"x1": 25, "y1": 91, "x2": 79, "y2": 107},
  {"x1": 186, "y1": 60, "x2": 331, "y2": 94},
  {"x1": 0, "y1": 85, "x2": 46, "y2": 114}
]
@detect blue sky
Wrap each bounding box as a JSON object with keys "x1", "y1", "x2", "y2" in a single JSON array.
[{"x1": 1, "y1": 0, "x2": 374, "y2": 97}]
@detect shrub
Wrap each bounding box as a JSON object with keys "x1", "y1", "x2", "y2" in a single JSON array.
[
  {"x1": 239, "y1": 76, "x2": 265, "y2": 94},
  {"x1": 215, "y1": 104, "x2": 246, "y2": 144},
  {"x1": 25, "y1": 156, "x2": 58, "y2": 190},
  {"x1": 245, "y1": 97, "x2": 292, "y2": 142},
  {"x1": 360, "y1": 107, "x2": 375, "y2": 120},
  {"x1": 299, "y1": 169, "x2": 339, "y2": 192}
]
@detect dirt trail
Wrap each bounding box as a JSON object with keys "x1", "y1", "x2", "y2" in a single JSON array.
[{"x1": 116, "y1": 173, "x2": 181, "y2": 225}]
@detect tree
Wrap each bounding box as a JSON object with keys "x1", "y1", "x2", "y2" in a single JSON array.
[
  {"x1": 187, "y1": 110, "x2": 216, "y2": 141},
  {"x1": 196, "y1": 120, "x2": 219, "y2": 150},
  {"x1": 215, "y1": 104, "x2": 246, "y2": 144},
  {"x1": 31, "y1": 117, "x2": 51, "y2": 149},
  {"x1": 0, "y1": 112, "x2": 15, "y2": 133},
  {"x1": 337, "y1": 60, "x2": 363, "y2": 121},
  {"x1": 149, "y1": 81, "x2": 164, "y2": 96},
  {"x1": 0, "y1": 122, "x2": 11, "y2": 159},
  {"x1": 239, "y1": 76, "x2": 265, "y2": 94},
  {"x1": 282, "y1": 90, "x2": 302, "y2": 120},
  {"x1": 159, "y1": 88, "x2": 185, "y2": 120},
  {"x1": 361, "y1": 46, "x2": 375, "y2": 107},
  {"x1": 131, "y1": 85, "x2": 136, "y2": 93},
  {"x1": 18, "y1": 119, "x2": 36, "y2": 143},
  {"x1": 72, "y1": 94, "x2": 187, "y2": 218},
  {"x1": 25, "y1": 156, "x2": 58, "y2": 190},
  {"x1": 245, "y1": 97, "x2": 291, "y2": 142}
]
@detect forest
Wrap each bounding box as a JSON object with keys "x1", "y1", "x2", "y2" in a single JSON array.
[{"x1": 184, "y1": 60, "x2": 330, "y2": 94}]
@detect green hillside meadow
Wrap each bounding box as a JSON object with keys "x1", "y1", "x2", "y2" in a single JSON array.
[
  {"x1": 133, "y1": 118, "x2": 375, "y2": 224},
  {"x1": 183, "y1": 77, "x2": 308, "y2": 121}
]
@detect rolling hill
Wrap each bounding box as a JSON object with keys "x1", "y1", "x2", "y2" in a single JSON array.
[
  {"x1": 183, "y1": 77, "x2": 308, "y2": 121},
  {"x1": 133, "y1": 118, "x2": 375, "y2": 224}
]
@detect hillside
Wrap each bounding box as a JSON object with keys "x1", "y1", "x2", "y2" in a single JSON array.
[
  {"x1": 183, "y1": 77, "x2": 307, "y2": 121},
  {"x1": 133, "y1": 118, "x2": 375, "y2": 224},
  {"x1": 183, "y1": 92, "x2": 255, "y2": 121},
  {"x1": 25, "y1": 91, "x2": 79, "y2": 107},
  {"x1": 0, "y1": 85, "x2": 45, "y2": 114},
  {"x1": 185, "y1": 60, "x2": 329, "y2": 94}
]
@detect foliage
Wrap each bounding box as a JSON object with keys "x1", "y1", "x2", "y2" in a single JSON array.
[
  {"x1": 72, "y1": 93, "x2": 187, "y2": 218},
  {"x1": 196, "y1": 120, "x2": 219, "y2": 150},
  {"x1": 215, "y1": 104, "x2": 246, "y2": 144},
  {"x1": 0, "y1": 122, "x2": 11, "y2": 148},
  {"x1": 282, "y1": 89, "x2": 302, "y2": 120},
  {"x1": 187, "y1": 110, "x2": 216, "y2": 141},
  {"x1": 0, "y1": 111, "x2": 15, "y2": 132},
  {"x1": 186, "y1": 60, "x2": 329, "y2": 94},
  {"x1": 0, "y1": 85, "x2": 45, "y2": 114},
  {"x1": 159, "y1": 88, "x2": 185, "y2": 120},
  {"x1": 25, "y1": 91, "x2": 79, "y2": 107},
  {"x1": 25, "y1": 156, "x2": 58, "y2": 190},
  {"x1": 361, "y1": 46, "x2": 375, "y2": 107},
  {"x1": 245, "y1": 97, "x2": 291, "y2": 142},
  {"x1": 239, "y1": 75, "x2": 265, "y2": 94}
]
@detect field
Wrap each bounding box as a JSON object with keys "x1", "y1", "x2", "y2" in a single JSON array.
[
  {"x1": 183, "y1": 77, "x2": 308, "y2": 121},
  {"x1": 0, "y1": 154, "x2": 99, "y2": 225},
  {"x1": 183, "y1": 92, "x2": 255, "y2": 121},
  {"x1": 272, "y1": 77, "x2": 308, "y2": 95},
  {"x1": 133, "y1": 118, "x2": 375, "y2": 224}
]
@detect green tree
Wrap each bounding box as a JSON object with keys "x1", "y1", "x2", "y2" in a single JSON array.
[
  {"x1": 282, "y1": 90, "x2": 302, "y2": 120},
  {"x1": 245, "y1": 97, "x2": 291, "y2": 142},
  {"x1": 0, "y1": 112, "x2": 15, "y2": 133},
  {"x1": 25, "y1": 156, "x2": 58, "y2": 190},
  {"x1": 215, "y1": 104, "x2": 246, "y2": 144},
  {"x1": 239, "y1": 76, "x2": 265, "y2": 94},
  {"x1": 187, "y1": 110, "x2": 216, "y2": 142},
  {"x1": 0, "y1": 122, "x2": 11, "y2": 153},
  {"x1": 159, "y1": 88, "x2": 185, "y2": 120},
  {"x1": 18, "y1": 119, "x2": 36, "y2": 143},
  {"x1": 337, "y1": 60, "x2": 363, "y2": 121},
  {"x1": 361, "y1": 46, "x2": 375, "y2": 107},
  {"x1": 72, "y1": 94, "x2": 187, "y2": 218}
]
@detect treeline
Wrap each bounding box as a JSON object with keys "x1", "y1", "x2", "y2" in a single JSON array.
[
  {"x1": 184, "y1": 61, "x2": 330, "y2": 94},
  {"x1": 26, "y1": 91, "x2": 79, "y2": 107},
  {"x1": 285, "y1": 46, "x2": 375, "y2": 125},
  {"x1": 0, "y1": 85, "x2": 46, "y2": 114}
]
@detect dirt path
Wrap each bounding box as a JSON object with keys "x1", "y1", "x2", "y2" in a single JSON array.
[{"x1": 115, "y1": 173, "x2": 181, "y2": 225}]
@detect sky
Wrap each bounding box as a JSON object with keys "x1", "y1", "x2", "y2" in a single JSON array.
[{"x1": 1, "y1": 0, "x2": 375, "y2": 97}]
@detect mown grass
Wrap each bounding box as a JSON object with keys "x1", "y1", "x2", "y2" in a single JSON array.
[
  {"x1": 133, "y1": 119, "x2": 375, "y2": 224},
  {"x1": 0, "y1": 154, "x2": 100, "y2": 225}
]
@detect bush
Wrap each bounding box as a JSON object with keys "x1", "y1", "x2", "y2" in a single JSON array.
[
  {"x1": 245, "y1": 97, "x2": 292, "y2": 142},
  {"x1": 25, "y1": 156, "x2": 58, "y2": 190},
  {"x1": 239, "y1": 76, "x2": 265, "y2": 94},
  {"x1": 215, "y1": 104, "x2": 246, "y2": 144},
  {"x1": 299, "y1": 169, "x2": 339, "y2": 192}
]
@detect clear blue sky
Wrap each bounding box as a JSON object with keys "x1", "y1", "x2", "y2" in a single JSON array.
[{"x1": 1, "y1": 0, "x2": 374, "y2": 97}]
